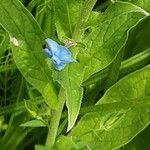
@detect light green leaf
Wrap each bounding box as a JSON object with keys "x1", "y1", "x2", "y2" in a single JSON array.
[
  {"x1": 35, "y1": 145, "x2": 51, "y2": 150},
  {"x1": 0, "y1": 0, "x2": 58, "y2": 109},
  {"x1": 54, "y1": 0, "x2": 82, "y2": 41},
  {"x1": 53, "y1": 1, "x2": 148, "y2": 131},
  {"x1": 70, "y1": 66, "x2": 150, "y2": 149},
  {"x1": 97, "y1": 65, "x2": 150, "y2": 104},
  {"x1": 20, "y1": 119, "x2": 46, "y2": 127},
  {"x1": 53, "y1": 0, "x2": 97, "y2": 130},
  {"x1": 35, "y1": 0, "x2": 55, "y2": 37},
  {"x1": 54, "y1": 0, "x2": 97, "y2": 41},
  {"x1": 82, "y1": 48, "x2": 150, "y2": 87},
  {"x1": 53, "y1": 64, "x2": 84, "y2": 131},
  {"x1": 82, "y1": 1, "x2": 149, "y2": 81},
  {"x1": 119, "y1": 0, "x2": 150, "y2": 11},
  {"x1": 24, "y1": 100, "x2": 38, "y2": 118},
  {"x1": 54, "y1": 136, "x2": 79, "y2": 150},
  {"x1": 71, "y1": 98, "x2": 150, "y2": 150}
]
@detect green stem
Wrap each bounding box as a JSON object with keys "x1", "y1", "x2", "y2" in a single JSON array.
[
  {"x1": 46, "y1": 88, "x2": 66, "y2": 148},
  {"x1": 119, "y1": 49, "x2": 150, "y2": 77}
]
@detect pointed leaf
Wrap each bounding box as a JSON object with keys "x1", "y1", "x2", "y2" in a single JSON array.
[
  {"x1": 53, "y1": 0, "x2": 97, "y2": 130},
  {"x1": 82, "y1": 1, "x2": 149, "y2": 81},
  {"x1": 71, "y1": 98, "x2": 150, "y2": 150},
  {"x1": 53, "y1": 1, "x2": 148, "y2": 131},
  {"x1": 70, "y1": 66, "x2": 150, "y2": 149},
  {"x1": 0, "y1": 0, "x2": 58, "y2": 109},
  {"x1": 20, "y1": 120, "x2": 46, "y2": 127},
  {"x1": 97, "y1": 65, "x2": 150, "y2": 104}
]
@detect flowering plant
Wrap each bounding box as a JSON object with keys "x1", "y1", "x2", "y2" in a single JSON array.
[{"x1": 0, "y1": 0, "x2": 150, "y2": 150}]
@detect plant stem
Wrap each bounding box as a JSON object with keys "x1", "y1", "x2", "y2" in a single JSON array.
[{"x1": 46, "y1": 88, "x2": 65, "y2": 148}]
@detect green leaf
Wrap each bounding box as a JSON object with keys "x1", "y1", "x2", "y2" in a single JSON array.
[
  {"x1": 82, "y1": 48, "x2": 150, "y2": 87},
  {"x1": 0, "y1": 0, "x2": 58, "y2": 109},
  {"x1": 0, "y1": 30, "x2": 9, "y2": 57},
  {"x1": 70, "y1": 98, "x2": 150, "y2": 150},
  {"x1": 0, "y1": 113, "x2": 31, "y2": 150},
  {"x1": 35, "y1": 0, "x2": 56, "y2": 37},
  {"x1": 119, "y1": 0, "x2": 150, "y2": 11},
  {"x1": 35, "y1": 145, "x2": 51, "y2": 150},
  {"x1": 54, "y1": 0, "x2": 97, "y2": 41},
  {"x1": 54, "y1": 0, "x2": 82, "y2": 41},
  {"x1": 82, "y1": 1, "x2": 149, "y2": 81},
  {"x1": 24, "y1": 100, "x2": 38, "y2": 118},
  {"x1": 53, "y1": 0, "x2": 97, "y2": 130},
  {"x1": 122, "y1": 126, "x2": 150, "y2": 150},
  {"x1": 72, "y1": 0, "x2": 97, "y2": 41},
  {"x1": 27, "y1": 0, "x2": 42, "y2": 12},
  {"x1": 0, "y1": 97, "x2": 43, "y2": 116},
  {"x1": 53, "y1": 64, "x2": 84, "y2": 131},
  {"x1": 124, "y1": 16, "x2": 150, "y2": 58},
  {"x1": 53, "y1": 1, "x2": 148, "y2": 131},
  {"x1": 54, "y1": 136, "x2": 79, "y2": 150},
  {"x1": 97, "y1": 65, "x2": 150, "y2": 104},
  {"x1": 81, "y1": 2, "x2": 149, "y2": 90},
  {"x1": 20, "y1": 119, "x2": 46, "y2": 127},
  {"x1": 70, "y1": 66, "x2": 150, "y2": 149}
]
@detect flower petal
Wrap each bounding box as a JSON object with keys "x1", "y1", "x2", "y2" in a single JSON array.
[
  {"x1": 45, "y1": 38, "x2": 59, "y2": 54},
  {"x1": 52, "y1": 54, "x2": 61, "y2": 65},
  {"x1": 44, "y1": 38, "x2": 76, "y2": 71},
  {"x1": 53, "y1": 61, "x2": 66, "y2": 71},
  {"x1": 43, "y1": 48, "x2": 52, "y2": 58},
  {"x1": 58, "y1": 45, "x2": 76, "y2": 63}
]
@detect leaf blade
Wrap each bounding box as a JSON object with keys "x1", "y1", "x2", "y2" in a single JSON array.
[
  {"x1": 70, "y1": 66, "x2": 150, "y2": 149},
  {"x1": 0, "y1": 0, "x2": 58, "y2": 109}
]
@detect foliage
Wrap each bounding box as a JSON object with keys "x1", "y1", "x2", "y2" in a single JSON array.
[{"x1": 0, "y1": 0, "x2": 149, "y2": 150}]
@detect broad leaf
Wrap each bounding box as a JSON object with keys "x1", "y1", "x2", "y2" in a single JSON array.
[
  {"x1": 97, "y1": 65, "x2": 150, "y2": 104},
  {"x1": 122, "y1": 126, "x2": 150, "y2": 150},
  {"x1": 35, "y1": 0, "x2": 55, "y2": 37},
  {"x1": 54, "y1": 136, "x2": 79, "y2": 150},
  {"x1": 53, "y1": 1, "x2": 148, "y2": 130},
  {"x1": 53, "y1": 0, "x2": 97, "y2": 130},
  {"x1": 70, "y1": 66, "x2": 150, "y2": 150},
  {"x1": 54, "y1": 0, "x2": 82, "y2": 41},
  {"x1": 82, "y1": 1, "x2": 148, "y2": 81},
  {"x1": 124, "y1": 16, "x2": 150, "y2": 58},
  {"x1": 120, "y1": 0, "x2": 150, "y2": 11},
  {"x1": 53, "y1": 64, "x2": 84, "y2": 131},
  {"x1": 0, "y1": 0, "x2": 58, "y2": 109},
  {"x1": 70, "y1": 99, "x2": 150, "y2": 150}
]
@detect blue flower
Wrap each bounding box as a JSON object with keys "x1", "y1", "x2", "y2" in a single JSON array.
[{"x1": 43, "y1": 38, "x2": 76, "y2": 71}]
